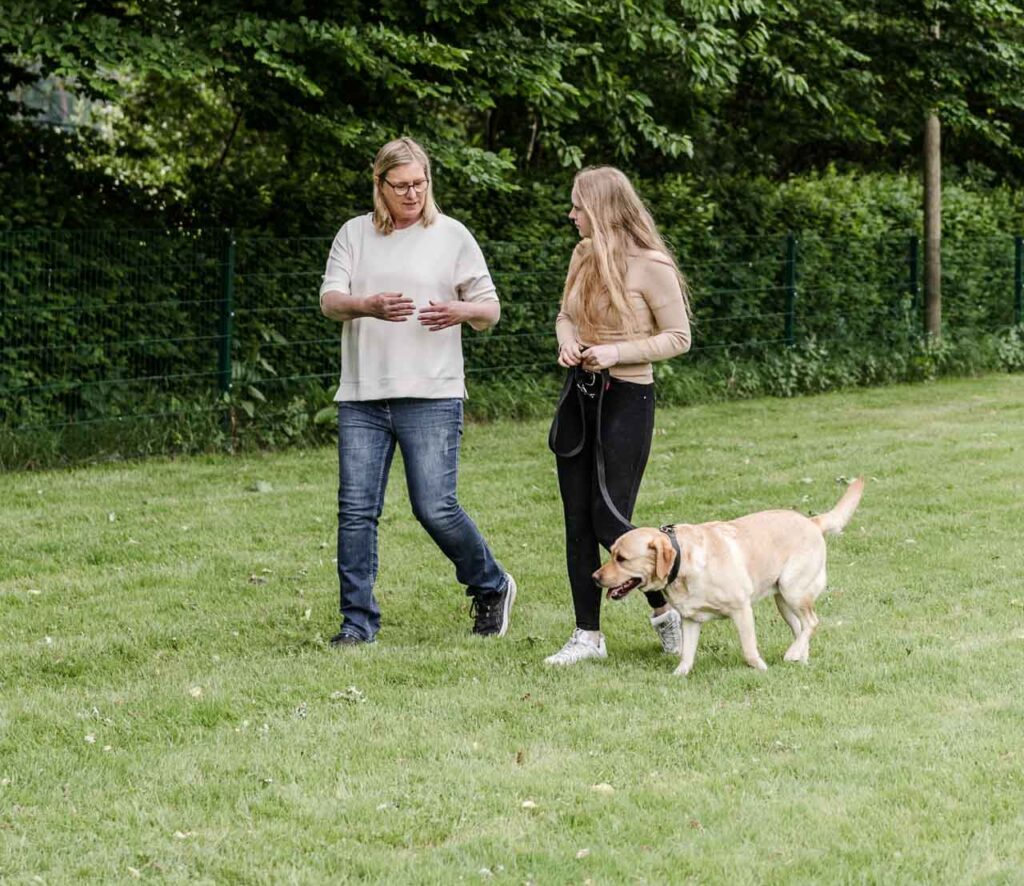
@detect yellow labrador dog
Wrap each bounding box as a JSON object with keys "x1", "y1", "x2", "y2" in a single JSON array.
[{"x1": 594, "y1": 479, "x2": 864, "y2": 675}]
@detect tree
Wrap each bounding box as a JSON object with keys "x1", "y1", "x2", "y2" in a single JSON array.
[
  {"x1": 1, "y1": 1, "x2": 870, "y2": 229},
  {"x1": 848, "y1": 2, "x2": 1024, "y2": 337},
  {"x1": 3, "y1": 0, "x2": 1023, "y2": 237}
]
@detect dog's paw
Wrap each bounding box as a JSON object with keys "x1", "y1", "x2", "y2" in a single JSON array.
[
  {"x1": 784, "y1": 644, "x2": 809, "y2": 664},
  {"x1": 748, "y1": 657, "x2": 768, "y2": 672},
  {"x1": 672, "y1": 663, "x2": 691, "y2": 677}
]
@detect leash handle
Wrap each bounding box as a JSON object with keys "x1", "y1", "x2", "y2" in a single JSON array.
[
  {"x1": 549, "y1": 367, "x2": 636, "y2": 536},
  {"x1": 593, "y1": 369, "x2": 635, "y2": 535}
]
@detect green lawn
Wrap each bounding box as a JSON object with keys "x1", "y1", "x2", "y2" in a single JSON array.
[{"x1": 2, "y1": 374, "x2": 1023, "y2": 883}]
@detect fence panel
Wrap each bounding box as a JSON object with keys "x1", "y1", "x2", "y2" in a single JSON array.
[
  {"x1": 942, "y1": 236, "x2": 1019, "y2": 331},
  {"x1": 0, "y1": 230, "x2": 226, "y2": 458},
  {"x1": 2, "y1": 228, "x2": 1020, "y2": 466}
]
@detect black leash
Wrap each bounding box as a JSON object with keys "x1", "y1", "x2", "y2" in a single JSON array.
[{"x1": 548, "y1": 366, "x2": 635, "y2": 535}]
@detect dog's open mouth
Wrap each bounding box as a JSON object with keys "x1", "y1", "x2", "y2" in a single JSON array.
[{"x1": 606, "y1": 578, "x2": 642, "y2": 600}]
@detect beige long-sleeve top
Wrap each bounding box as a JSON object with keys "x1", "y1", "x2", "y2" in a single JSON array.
[{"x1": 556, "y1": 249, "x2": 691, "y2": 384}]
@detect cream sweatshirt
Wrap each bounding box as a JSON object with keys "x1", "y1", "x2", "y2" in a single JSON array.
[{"x1": 320, "y1": 214, "x2": 498, "y2": 401}]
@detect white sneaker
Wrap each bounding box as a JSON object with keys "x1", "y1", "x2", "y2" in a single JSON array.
[
  {"x1": 650, "y1": 608, "x2": 682, "y2": 655},
  {"x1": 544, "y1": 629, "x2": 608, "y2": 666}
]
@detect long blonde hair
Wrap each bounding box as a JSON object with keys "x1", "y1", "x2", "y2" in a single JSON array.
[
  {"x1": 372, "y1": 137, "x2": 439, "y2": 234},
  {"x1": 562, "y1": 166, "x2": 689, "y2": 339}
]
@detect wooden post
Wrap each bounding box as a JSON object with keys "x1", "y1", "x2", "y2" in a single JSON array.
[{"x1": 923, "y1": 22, "x2": 942, "y2": 339}]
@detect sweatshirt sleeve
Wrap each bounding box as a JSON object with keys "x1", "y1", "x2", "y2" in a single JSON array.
[
  {"x1": 319, "y1": 222, "x2": 354, "y2": 302},
  {"x1": 614, "y1": 256, "x2": 691, "y2": 365},
  {"x1": 455, "y1": 232, "x2": 498, "y2": 303}
]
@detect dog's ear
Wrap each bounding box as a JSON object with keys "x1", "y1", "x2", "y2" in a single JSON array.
[{"x1": 652, "y1": 534, "x2": 676, "y2": 581}]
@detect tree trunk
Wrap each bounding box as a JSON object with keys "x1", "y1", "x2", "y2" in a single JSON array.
[{"x1": 923, "y1": 111, "x2": 941, "y2": 338}]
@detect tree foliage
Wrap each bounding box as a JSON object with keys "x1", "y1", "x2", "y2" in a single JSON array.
[{"x1": 1, "y1": 0, "x2": 1023, "y2": 232}]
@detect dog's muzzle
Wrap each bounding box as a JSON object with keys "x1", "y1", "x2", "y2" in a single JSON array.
[{"x1": 605, "y1": 577, "x2": 642, "y2": 600}]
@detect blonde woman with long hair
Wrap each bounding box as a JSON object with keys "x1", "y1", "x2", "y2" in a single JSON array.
[
  {"x1": 545, "y1": 166, "x2": 691, "y2": 665},
  {"x1": 319, "y1": 137, "x2": 516, "y2": 646}
]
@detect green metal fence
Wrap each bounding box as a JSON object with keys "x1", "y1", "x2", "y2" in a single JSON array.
[
  {"x1": 1, "y1": 229, "x2": 227, "y2": 429},
  {"x1": 1, "y1": 229, "x2": 1022, "y2": 465}
]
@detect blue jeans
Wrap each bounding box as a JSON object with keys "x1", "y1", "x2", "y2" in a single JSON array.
[{"x1": 336, "y1": 399, "x2": 506, "y2": 640}]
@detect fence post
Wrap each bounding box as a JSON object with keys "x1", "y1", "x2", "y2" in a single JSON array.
[
  {"x1": 1015, "y1": 236, "x2": 1022, "y2": 326},
  {"x1": 219, "y1": 229, "x2": 236, "y2": 396},
  {"x1": 784, "y1": 233, "x2": 797, "y2": 346},
  {"x1": 908, "y1": 236, "x2": 919, "y2": 329}
]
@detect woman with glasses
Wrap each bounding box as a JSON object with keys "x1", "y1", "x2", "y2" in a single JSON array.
[
  {"x1": 319, "y1": 137, "x2": 516, "y2": 647},
  {"x1": 545, "y1": 166, "x2": 691, "y2": 666}
]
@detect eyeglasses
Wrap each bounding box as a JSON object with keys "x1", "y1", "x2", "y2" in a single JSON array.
[{"x1": 382, "y1": 178, "x2": 430, "y2": 197}]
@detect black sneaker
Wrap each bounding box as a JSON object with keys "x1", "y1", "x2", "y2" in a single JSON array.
[
  {"x1": 330, "y1": 630, "x2": 370, "y2": 647},
  {"x1": 470, "y1": 573, "x2": 517, "y2": 637}
]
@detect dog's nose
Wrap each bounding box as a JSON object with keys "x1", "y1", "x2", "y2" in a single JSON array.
[{"x1": 591, "y1": 569, "x2": 602, "y2": 583}]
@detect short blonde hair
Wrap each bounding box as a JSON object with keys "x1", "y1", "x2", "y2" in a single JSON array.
[
  {"x1": 563, "y1": 166, "x2": 690, "y2": 339},
  {"x1": 372, "y1": 137, "x2": 439, "y2": 234}
]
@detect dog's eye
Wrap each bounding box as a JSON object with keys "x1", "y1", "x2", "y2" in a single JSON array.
[{"x1": 615, "y1": 554, "x2": 624, "y2": 563}]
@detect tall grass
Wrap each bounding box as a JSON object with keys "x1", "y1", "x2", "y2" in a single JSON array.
[{"x1": 2, "y1": 374, "x2": 1023, "y2": 883}]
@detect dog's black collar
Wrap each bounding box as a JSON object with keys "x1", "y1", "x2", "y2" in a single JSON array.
[{"x1": 660, "y1": 524, "x2": 681, "y2": 587}]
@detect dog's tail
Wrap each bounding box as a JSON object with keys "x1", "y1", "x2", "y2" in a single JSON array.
[{"x1": 812, "y1": 477, "x2": 864, "y2": 536}]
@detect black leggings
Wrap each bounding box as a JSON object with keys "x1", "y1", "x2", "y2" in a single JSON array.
[{"x1": 555, "y1": 376, "x2": 667, "y2": 631}]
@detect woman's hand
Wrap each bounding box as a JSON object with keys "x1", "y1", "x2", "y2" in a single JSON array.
[
  {"x1": 363, "y1": 292, "x2": 416, "y2": 321},
  {"x1": 557, "y1": 341, "x2": 583, "y2": 368},
  {"x1": 580, "y1": 344, "x2": 620, "y2": 371},
  {"x1": 418, "y1": 300, "x2": 476, "y2": 331}
]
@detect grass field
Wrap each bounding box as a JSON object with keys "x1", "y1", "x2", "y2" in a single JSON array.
[{"x1": 2, "y1": 373, "x2": 1023, "y2": 884}]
